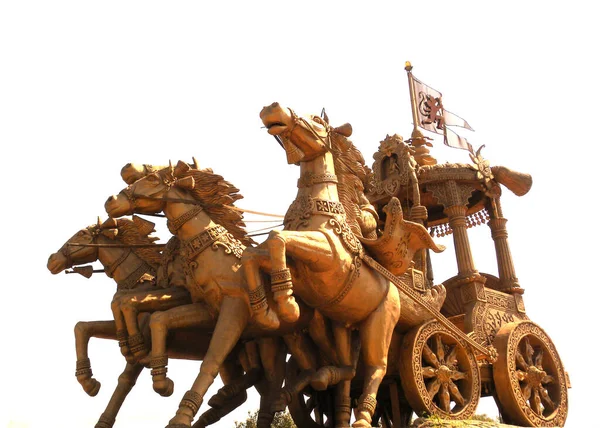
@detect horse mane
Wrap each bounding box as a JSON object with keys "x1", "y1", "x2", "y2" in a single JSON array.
[
  {"x1": 329, "y1": 129, "x2": 374, "y2": 237},
  {"x1": 111, "y1": 218, "x2": 162, "y2": 269},
  {"x1": 173, "y1": 168, "x2": 254, "y2": 246}
]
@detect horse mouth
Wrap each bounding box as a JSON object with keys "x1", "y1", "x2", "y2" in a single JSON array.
[
  {"x1": 47, "y1": 254, "x2": 66, "y2": 274},
  {"x1": 264, "y1": 121, "x2": 287, "y2": 135}
]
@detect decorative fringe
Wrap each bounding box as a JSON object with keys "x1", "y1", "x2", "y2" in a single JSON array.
[{"x1": 429, "y1": 208, "x2": 490, "y2": 238}]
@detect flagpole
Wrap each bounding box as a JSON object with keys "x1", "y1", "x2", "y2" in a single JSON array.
[
  {"x1": 404, "y1": 62, "x2": 436, "y2": 166},
  {"x1": 405, "y1": 61, "x2": 421, "y2": 137}
]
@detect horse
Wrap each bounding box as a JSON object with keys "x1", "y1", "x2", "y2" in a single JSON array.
[
  {"x1": 47, "y1": 216, "x2": 193, "y2": 427},
  {"x1": 104, "y1": 161, "x2": 324, "y2": 428},
  {"x1": 47, "y1": 216, "x2": 275, "y2": 428},
  {"x1": 242, "y1": 102, "x2": 446, "y2": 427}
]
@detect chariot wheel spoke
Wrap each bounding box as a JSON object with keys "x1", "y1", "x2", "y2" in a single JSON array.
[
  {"x1": 521, "y1": 383, "x2": 532, "y2": 401},
  {"x1": 515, "y1": 370, "x2": 527, "y2": 381},
  {"x1": 427, "y1": 378, "x2": 441, "y2": 398},
  {"x1": 523, "y1": 337, "x2": 535, "y2": 366},
  {"x1": 538, "y1": 386, "x2": 555, "y2": 412},
  {"x1": 434, "y1": 334, "x2": 445, "y2": 363},
  {"x1": 533, "y1": 347, "x2": 544, "y2": 369},
  {"x1": 515, "y1": 348, "x2": 528, "y2": 371},
  {"x1": 448, "y1": 380, "x2": 465, "y2": 406},
  {"x1": 422, "y1": 366, "x2": 436, "y2": 378},
  {"x1": 423, "y1": 343, "x2": 440, "y2": 368},
  {"x1": 449, "y1": 369, "x2": 467, "y2": 381},
  {"x1": 530, "y1": 388, "x2": 542, "y2": 416},
  {"x1": 439, "y1": 382, "x2": 450, "y2": 413},
  {"x1": 541, "y1": 374, "x2": 555, "y2": 385},
  {"x1": 445, "y1": 345, "x2": 458, "y2": 367}
]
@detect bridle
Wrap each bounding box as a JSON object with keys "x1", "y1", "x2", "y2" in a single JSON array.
[
  {"x1": 60, "y1": 229, "x2": 99, "y2": 269},
  {"x1": 275, "y1": 108, "x2": 333, "y2": 151}
]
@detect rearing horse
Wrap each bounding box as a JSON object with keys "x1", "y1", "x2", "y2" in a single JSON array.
[
  {"x1": 244, "y1": 103, "x2": 405, "y2": 427},
  {"x1": 104, "y1": 162, "x2": 310, "y2": 428}
]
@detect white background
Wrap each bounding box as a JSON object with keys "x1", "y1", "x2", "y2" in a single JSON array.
[{"x1": 1, "y1": 1, "x2": 597, "y2": 427}]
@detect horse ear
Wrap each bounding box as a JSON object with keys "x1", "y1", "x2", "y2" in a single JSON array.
[
  {"x1": 192, "y1": 157, "x2": 200, "y2": 169},
  {"x1": 334, "y1": 123, "x2": 352, "y2": 137},
  {"x1": 174, "y1": 160, "x2": 190, "y2": 176},
  {"x1": 132, "y1": 215, "x2": 156, "y2": 236},
  {"x1": 101, "y1": 229, "x2": 118, "y2": 240},
  {"x1": 101, "y1": 217, "x2": 118, "y2": 229},
  {"x1": 97, "y1": 216, "x2": 102, "y2": 227},
  {"x1": 174, "y1": 176, "x2": 195, "y2": 190}
]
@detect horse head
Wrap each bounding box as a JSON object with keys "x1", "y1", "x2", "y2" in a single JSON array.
[
  {"x1": 105, "y1": 161, "x2": 196, "y2": 218},
  {"x1": 47, "y1": 217, "x2": 120, "y2": 274},
  {"x1": 260, "y1": 102, "x2": 353, "y2": 164}
]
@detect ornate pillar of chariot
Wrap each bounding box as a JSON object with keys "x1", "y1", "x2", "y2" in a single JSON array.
[
  {"x1": 486, "y1": 197, "x2": 522, "y2": 294},
  {"x1": 428, "y1": 180, "x2": 477, "y2": 276}
]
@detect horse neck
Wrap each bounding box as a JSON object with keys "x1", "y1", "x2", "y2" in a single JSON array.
[
  {"x1": 296, "y1": 151, "x2": 339, "y2": 202},
  {"x1": 96, "y1": 236, "x2": 148, "y2": 287},
  {"x1": 163, "y1": 189, "x2": 217, "y2": 240}
]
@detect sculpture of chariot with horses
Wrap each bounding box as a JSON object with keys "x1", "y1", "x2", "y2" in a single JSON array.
[{"x1": 48, "y1": 66, "x2": 570, "y2": 428}]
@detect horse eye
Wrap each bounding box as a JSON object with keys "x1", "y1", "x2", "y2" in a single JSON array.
[{"x1": 77, "y1": 231, "x2": 85, "y2": 236}]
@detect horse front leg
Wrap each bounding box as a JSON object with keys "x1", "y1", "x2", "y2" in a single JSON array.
[
  {"x1": 266, "y1": 230, "x2": 334, "y2": 323},
  {"x1": 74, "y1": 320, "x2": 116, "y2": 396},
  {"x1": 194, "y1": 355, "x2": 251, "y2": 428},
  {"x1": 94, "y1": 362, "x2": 144, "y2": 428},
  {"x1": 148, "y1": 303, "x2": 215, "y2": 397},
  {"x1": 167, "y1": 296, "x2": 250, "y2": 427},
  {"x1": 111, "y1": 294, "x2": 132, "y2": 360},
  {"x1": 241, "y1": 245, "x2": 280, "y2": 330},
  {"x1": 353, "y1": 285, "x2": 401, "y2": 428},
  {"x1": 120, "y1": 286, "x2": 191, "y2": 359}
]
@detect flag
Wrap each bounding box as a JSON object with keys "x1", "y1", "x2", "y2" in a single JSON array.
[{"x1": 412, "y1": 76, "x2": 473, "y2": 151}]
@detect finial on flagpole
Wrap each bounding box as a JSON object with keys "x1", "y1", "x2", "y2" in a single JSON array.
[{"x1": 405, "y1": 61, "x2": 413, "y2": 72}]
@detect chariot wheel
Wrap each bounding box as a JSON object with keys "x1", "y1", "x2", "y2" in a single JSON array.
[
  {"x1": 493, "y1": 321, "x2": 568, "y2": 427},
  {"x1": 399, "y1": 320, "x2": 480, "y2": 419},
  {"x1": 286, "y1": 359, "x2": 335, "y2": 428}
]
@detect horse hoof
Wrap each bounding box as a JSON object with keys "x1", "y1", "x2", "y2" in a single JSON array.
[
  {"x1": 153, "y1": 377, "x2": 174, "y2": 397},
  {"x1": 352, "y1": 419, "x2": 372, "y2": 427},
  {"x1": 278, "y1": 297, "x2": 300, "y2": 324},
  {"x1": 253, "y1": 310, "x2": 281, "y2": 331},
  {"x1": 82, "y1": 378, "x2": 101, "y2": 396}
]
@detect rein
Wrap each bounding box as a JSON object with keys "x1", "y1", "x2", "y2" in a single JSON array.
[
  {"x1": 128, "y1": 194, "x2": 284, "y2": 218},
  {"x1": 67, "y1": 243, "x2": 166, "y2": 248}
]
